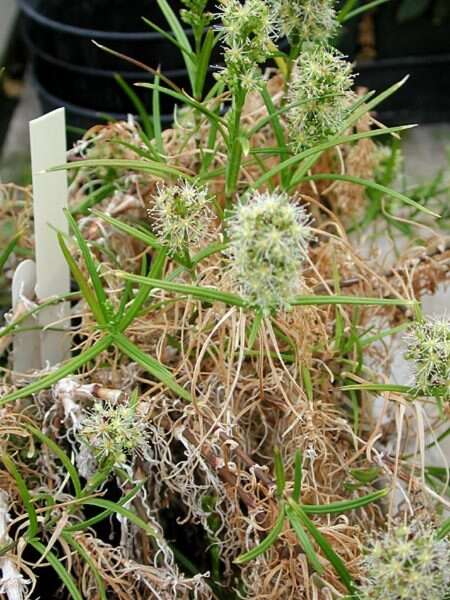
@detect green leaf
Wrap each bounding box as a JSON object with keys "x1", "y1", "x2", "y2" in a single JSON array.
[
  {"x1": 62, "y1": 532, "x2": 107, "y2": 600},
  {"x1": 29, "y1": 539, "x2": 83, "y2": 600},
  {"x1": 118, "y1": 250, "x2": 166, "y2": 332},
  {"x1": 118, "y1": 273, "x2": 248, "y2": 308},
  {"x1": 274, "y1": 448, "x2": 286, "y2": 497},
  {"x1": 287, "y1": 499, "x2": 356, "y2": 593},
  {"x1": 49, "y1": 158, "x2": 190, "y2": 180},
  {"x1": 301, "y1": 488, "x2": 388, "y2": 514},
  {"x1": 136, "y1": 83, "x2": 228, "y2": 140},
  {"x1": 341, "y1": 383, "x2": 413, "y2": 394},
  {"x1": 194, "y1": 28, "x2": 215, "y2": 99},
  {"x1": 65, "y1": 483, "x2": 144, "y2": 532},
  {"x1": 70, "y1": 183, "x2": 116, "y2": 216},
  {"x1": 437, "y1": 517, "x2": 450, "y2": 539},
  {"x1": 92, "y1": 210, "x2": 162, "y2": 250},
  {"x1": 251, "y1": 124, "x2": 414, "y2": 190},
  {"x1": 290, "y1": 294, "x2": 414, "y2": 307},
  {"x1": 298, "y1": 173, "x2": 439, "y2": 217},
  {"x1": 286, "y1": 506, "x2": 324, "y2": 574},
  {"x1": 0, "y1": 335, "x2": 113, "y2": 406},
  {"x1": 152, "y1": 72, "x2": 164, "y2": 155},
  {"x1": 80, "y1": 497, "x2": 159, "y2": 538},
  {"x1": 142, "y1": 16, "x2": 196, "y2": 61},
  {"x1": 0, "y1": 232, "x2": 20, "y2": 271},
  {"x1": 2, "y1": 453, "x2": 38, "y2": 539},
  {"x1": 64, "y1": 209, "x2": 108, "y2": 319},
  {"x1": 156, "y1": 0, "x2": 196, "y2": 89},
  {"x1": 349, "y1": 467, "x2": 381, "y2": 484},
  {"x1": 341, "y1": 0, "x2": 390, "y2": 22},
  {"x1": 234, "y1": 504, "x2": 286, "y2": 564},
  {"x1": 24, "y1": 424, "x2": 82, "y2": 497},
  {"x1": 113, "y1": 332, "x2": 191, "y2": 401},
  {"x1": 293, "y1": 450, "x2": 303, "y2": 503},
  {"x1": 58, "y1": 233, "x2": 107, "y2": 326},
  {"x1": 115, "y1": 74, "x2": 154, "y2": 139}
]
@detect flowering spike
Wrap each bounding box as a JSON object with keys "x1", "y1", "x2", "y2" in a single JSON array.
[
  {"x1": 216, "y1": 0, "x2": 278, "y2": 92},
  {"x1": 226, "y1": 190, "x2": 313, "y2": 313},
  {"x1": 272, "y1": 0, "x2": 338, "y2": 45},
  {"x1": 359, "y1": 521, "x2": 450, "y2": 600},
  {"x1": 287, "y1": 44, "x2": 354, "y2": 152},
  {"x1": 79, "y1": 399, "x2": 149, "y2": 465},
  {"x1": 148, "y1": 181, "x2": 214, "y2": 255},
  {"x1": 404, "y1": 317, "x2": 450, "y2": 396}
]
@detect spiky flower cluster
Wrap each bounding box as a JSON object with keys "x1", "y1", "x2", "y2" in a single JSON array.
[
  {"x1": 148, "y1": 181, "x2": 214, "y2": 255},
  {"x1": 79, "y1": 400, "x2": 149, "y2": 465},
  {"x1": 226, "y1": 190, "x2": 313, "y2": 313},
  {"x1": 217, "y1": 0, "x2": 278, "y2": 92},
  {"x1": 273, "y1": 0, "x2": 338, "y2": 45},
  {"x1": 359, "y1": 521, "x2": 450, "y2": 600},
  {"x1": 404, "y1": 317, "x2": 450, "y2": 396},
  {"x1": 287, "y1": 44, "x2": 354, "y2": 152}
]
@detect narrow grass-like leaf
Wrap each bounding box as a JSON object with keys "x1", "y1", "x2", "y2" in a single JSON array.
[
  {"x1": 115, "y1": 74, "x2": 154, "y2": 139},
  {"x1": 152, "y1": 72, "x2": 164, "y2": 155},
  {"x1": 340, "y1": 0, "x2": 389, "y2": 22},
  {"x1": 118, "y1": 250, "x2": 166, "y2": 332},
  {"x1": 49, "y1": 158, "x2": 191, "y2": 180},
  {"x1": 29, "y1": 539, "x2": 83, "y2": 600},
  {"x1": 290, "y1": 294, "x2": 413, "y2": 307},
  {"x1": 0, "y1": 335, "x2": 113, "y2": 406},
  {"x1": 286, "y1": 506, "x2": 324, "y2": 574},
  {"x1": 234, "y1": 504, "x2": 286, "y2": 564},
  {"x1": 341, "y1": 383, "x2": 413, "y2": 394},
  {"x1": 65, "y1": 209, "x2": 108, "y2": 317},
  {"x1": 113, "y1": 332, "x2": 191, "y2": 401},
  {"x1": 136, "y1": 83, "x2": 228, "y2": 140},
  {"x1": 301, "y1": 488, "x2": 388, "y2": 514},
  {"x1": 293, "y1": 450, "x2": 303, "y2": 503},
  {"x1": 299, "y1": 173, "x2": 439, "y2": 217},
  {"x1": 118, "y1": 273, "x2": 248, "y2": 308},
  {"x1": 81, "y1": 498, "x2": 158, "y2": 538},
  {"x1": 58, "y1": 233, "x2": 107, "y2": 326},
  {"x1": 259, "y1": 86, "x2": 289, "y2": 188},
  {"x1": 274, "y1": 448, "x2": 286, "y2": 497},
  {"x1": 62, "y1": 532, "x2": 107, "y2": 600},
  {"x1": 156, "y1": 0, "x2": 195, "y2": 88},
  {"x1": 437, "y1": 517, "x2": 450, "y2": 539},
  {"x1": 65, "y1": 483, "x2": 144, "y2": 532},
  {"x1": 287, "y1": 499, "x2": 355, "y2": 593},
  {"x1": 71, "y1": 183, "x2": 116, "y2": 216},
  {"x1": 2, "y1": 453, "x2": 38, "y2": 538},
  {"x1": 0, "y1": 232, "x2": 20, "y2": 271},
  {"x1": 142, "y1": 16, "x2": 196, "y2": 61},
  {"x1": 194, "y1": 28, "x2": 215, "y2": 99},
  {"x1": 24, "y1": 424, "x2": 82, "y2": 497},
  {"x1": 251, "y1": 124, "x2": 414, "y2": 189},
  {"x1": 91, "y1": 210, "x2": 162, "y2": 250}
]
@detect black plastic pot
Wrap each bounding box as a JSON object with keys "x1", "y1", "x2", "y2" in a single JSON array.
[
  {"x1": 355, "y1": 54, "x2": 450, "y2": 125},
  {"x1": 35, "y1": 78, "x2": 172, "y2": 143},
  {"x1": 18, "y1": 0, "x2": 194, "y2": 72},
  {"x1": 373, "y1": 1, "x2": 450, "y2": 59}
]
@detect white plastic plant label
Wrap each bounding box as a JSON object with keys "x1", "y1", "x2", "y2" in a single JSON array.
[{"x1": 29, "y1": 107, "x2": 70, "y2": 366}]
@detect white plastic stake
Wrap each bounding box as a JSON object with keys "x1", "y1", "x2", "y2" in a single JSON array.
[
  {"x1": 11, "y1": 259, "x2": 41, "y2": 375},
  {"x1": 29, "y1": 108, "x2": 70, "y2": 367}
]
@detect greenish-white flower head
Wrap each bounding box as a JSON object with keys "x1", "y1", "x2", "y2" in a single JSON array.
[
  {"x1": 273, "y1": 0, "x2": 338, "y2": 45},
  {"x1": 359, "y1": 521, "x2": 450, "y2": 600},
  {"x1": 287, "y1": 44, "x2": 354, "y2": 152},
  {"x1": 404, "y1": 317, "x2": 450, "y2": 397},
  {"x1": 148, "y1": 181, "x2": 214, "y2": 255},
  {"x1": 226, "y1": 190, "x2": 313, "y2": 313},
  {"x1": 216, "y1": 0, "x2": 278, "y2": 92},
  {"x1": 80, "y1": 400, "x2": 148, "y2": 465}
]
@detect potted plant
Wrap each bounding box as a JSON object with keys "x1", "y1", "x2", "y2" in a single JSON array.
[{"x1": 1, "y1": 0, "x2": 449, "y2": 599}]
